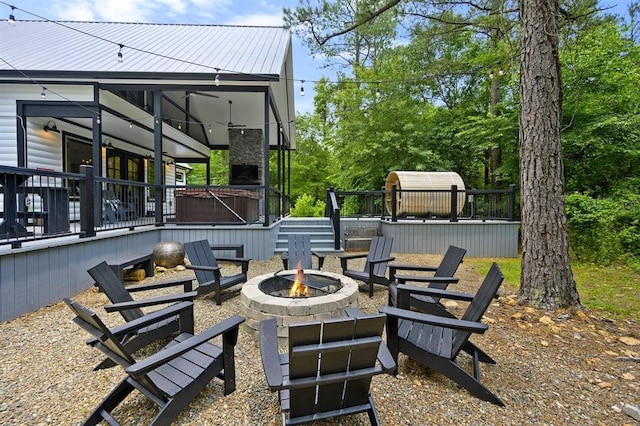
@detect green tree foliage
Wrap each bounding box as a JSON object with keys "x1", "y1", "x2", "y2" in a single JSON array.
[
  {"x1": 187, "y1": 151, "x2": 229, "y2": 185},
  {"x1": 561, "y1": 18, "x2": 640, "y2": 196},
  {"x1": 288, "y1": 112, "x2": 333, "y2": 202},
  {"x1": 290, "y1": 193, "x2": 326, "y2": 217}
]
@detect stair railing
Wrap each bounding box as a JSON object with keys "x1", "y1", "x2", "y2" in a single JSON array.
[{"x1": 325, "y1": 188, "x2": 341, "y2": 250}]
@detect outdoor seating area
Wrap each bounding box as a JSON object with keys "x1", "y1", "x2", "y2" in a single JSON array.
[{"x1": 1, "y1": 250, "x2": 638, "y2": 425}]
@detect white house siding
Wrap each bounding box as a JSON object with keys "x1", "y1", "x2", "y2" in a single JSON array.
[{"x1": 0, "y1": 83, "x2": 94, "y2": 168}]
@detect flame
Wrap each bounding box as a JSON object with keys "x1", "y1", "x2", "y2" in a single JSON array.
[{"x1": 289, "y1": 261, "x2": 309, "y2": 297}]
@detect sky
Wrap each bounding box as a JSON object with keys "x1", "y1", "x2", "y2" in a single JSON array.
[{"x1": 3, "y1": 0, "x2": 636, "y2": 115}]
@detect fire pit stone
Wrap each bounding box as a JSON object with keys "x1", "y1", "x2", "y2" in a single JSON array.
[{"x1": 240, "y1": 270, "x2": 359, "y2": 341}]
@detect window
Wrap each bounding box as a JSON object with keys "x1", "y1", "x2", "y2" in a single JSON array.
[
  {"x1": 146, "y1": 160, "x2": 165, "y2": 201},
  {"x1": 64, "y1": 135, "x2": 92, "y2": 198}
]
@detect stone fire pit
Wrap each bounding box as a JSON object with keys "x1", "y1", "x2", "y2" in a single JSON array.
[{"x1": 240, "y1": 270, "x2": 359, "y2": 341}]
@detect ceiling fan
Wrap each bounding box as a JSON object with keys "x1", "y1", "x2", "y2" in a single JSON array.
[
  {"x1": 181, "y1": 91, "x2": 220, "y2": 99},
  {"x1": 225, "y1": 100, "x2": 247, "y2": 129}
]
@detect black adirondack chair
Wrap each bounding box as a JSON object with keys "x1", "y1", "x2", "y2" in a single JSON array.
[
  {"x1": 388, "y1": 246, "x2": 495, "y2": 364},
  {"x1": 183, "y1": 239, "x2": 249, "y2": 305},
  {"x1": 280, "y1": 234, "x2": 326, "y2": 270},
  {"x1": 380, "y1": 262, "x2": 505, "y2": 406},
  {"x1": 87, "y1": 261, "x2": 198, "y2": 369},
  {"x1": 387, "y1": 245, "x2": 466, "y2": 308},
  {"x1": 340, "y1": 236, "x2": 395, "y2": 297},
  {"x1": 259, "y1": 308, "x2": 396, "y2": 425},
  {"x1": 64, "y1": 298, "x2": 244, "y2": 426}
]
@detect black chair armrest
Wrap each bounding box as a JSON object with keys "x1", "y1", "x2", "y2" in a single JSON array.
[
  {"x1": 377, "y1": 341, "x2": 397, "y2": 372},
  {"x1": 127, "y1": 315, "x2": 245, "y2": 376},
  {"x1": 216, "y1": 257, "x2": 250, "y2": 275},
  {"x1": 259, "y1": 318, "x2": 284, "y2": 389},
  {"x1": 389, "y1": 263, "x2": 437, "y2": 281},
  {"x1": 380, "y1": 306, "x2": 488, "y2": 333},
  {"x1": 87, "y1": 302, "x2": 194, "y2": 345},
  {"x1": 125, "y1": 277, "x2": 194, "y2": 293},
  {"x1": 339, "y1": 252, "x2": 368, "y2": 261},
  {"x1": 395, "y1": 275, "x2": 459, "y2": 285},
  {"x1": 186, "y1": 264, "x2": 221, "y2": 272},
  {"x1": 216, "y1": 256, "x2": 250, "y2": 264},
  {"x1": 368, "y1": 256, "x2": 395, "y2": 265},
  {"x1": 311, "y1": 251, "x2": 326, "y2": 269},
  {"x1": 345, "y1": 307, "x2": 367, "y2": 318},
  {"x1": 397, "y1": 284, "x2": 474, "y2": 301},
  {"x1": 104, "y1": 291, "x2": 198, "y2": 312}
]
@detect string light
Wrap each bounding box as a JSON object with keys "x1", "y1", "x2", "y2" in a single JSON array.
[
  {"x1": 40, "y1": 87, "x2": 46, "y2": 99},
  {"x1": 1, "y1": 3, "x2": 500, "y2": 94},
  {"x1": 375, "y1": 84, "x2": 380, "y2": 98},
  {"x1": 96, "y1": 115, "x2": 100, "y2": 124},
  {"x1": 300, "y1": 80, "x2": 305, "y2": 97},
  {"x1": 117, "y1": 44, "x2": 124, "y2": 63},
  {"x1": 129, "y1": 121, "x2": 133, "y2": 128},
  {"x1": 178, "y1": 121, "x2": 182, "y2": 130},
  {"x1": 208, "y1": 124, "x2": 212, "y2": 133},
  {"x1": 8, "y1": 5, "x2": 15, "y2": 25}
]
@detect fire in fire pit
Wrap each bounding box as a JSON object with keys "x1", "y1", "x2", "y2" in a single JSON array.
[{"x1": 259, "y1": 264, "x2": 343, "y2": 298}]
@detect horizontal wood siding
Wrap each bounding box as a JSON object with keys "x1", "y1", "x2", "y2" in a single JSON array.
[
  {"x1": 381, "y1": 220, "x2": 520, "y2": 257},
  {"x1": 158, "y1": 224, "x2": 277, "y2": 260}
]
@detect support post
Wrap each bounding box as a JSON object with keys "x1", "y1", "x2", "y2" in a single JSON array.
[
  {"x1": 79, "y1": 165, "x2": 95, "y2": 238},
  {"x1": 450, "y1": 185, "x2": 458, "y2": 223},
  {"x1": 508, "y1": 183, "x2": 516, "y2": 221}
]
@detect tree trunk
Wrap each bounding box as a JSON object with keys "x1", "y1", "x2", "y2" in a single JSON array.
[{"x1": 518, "y1": 0, "x2": 580, "y2": 310}]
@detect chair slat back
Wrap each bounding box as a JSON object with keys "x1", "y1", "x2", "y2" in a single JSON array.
[
  {"x1": 452, "y1": 263, "x2": 503, "y2": 356},
  {"x1": 87, "y1": 261, "x2": 142, "y2": 322},
  {"x1": 343, "y1": 314, "x2": 385, "y2": 408},
  {"x1": 184, "y1": 240, "x2": 220, "y2": 284},
  {"x1": 429, "y1": 245, "x2": 467, "y2": 298},
  {"x1": 365, "y1": 236, "x2": 393, "y2": 277},
  {"x1": 287, "y1": 234, "x2": 313, "y2": 270},
  {"x1": 64, "y1": 298, "x2": 166, "y2": 400},
  {"x1": 288, "y1": 314, "x2": 385, "y2": 418},
  {"x1": 289, "y1": 321, "x2": 322, "y2": 418}
]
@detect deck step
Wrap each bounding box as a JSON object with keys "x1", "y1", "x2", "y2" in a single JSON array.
[{"x1": 277, "y1": 217, "x2": 341, "y2": 253}]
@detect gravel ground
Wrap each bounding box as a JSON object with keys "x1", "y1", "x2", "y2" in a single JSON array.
[{"x1": 0, "y1": 253, "x2": 639, "y2": 425}]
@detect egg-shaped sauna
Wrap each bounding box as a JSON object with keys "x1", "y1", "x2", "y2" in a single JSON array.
[{"x1": 385, "y1": 171, "x2": 466, "y2": 217}]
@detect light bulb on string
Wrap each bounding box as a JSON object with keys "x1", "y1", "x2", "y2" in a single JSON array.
[
  {"x1": 40, "y1": 87, "x2": 46, "y2": 99},
  {"x1": 300, "y1": 80, "x2": 305, "y2": 97},
  {"x1": 375, "y1": 84, "x2": 380, "y2": 98},
  {"x1": 96, "y1": 115, "x2": 101, "y2": 124},
  {"x1": 129, "y1": 121, "x2": 133, "y2": 129},
  {"x1": 117, "y1": 44, "x2": 124, "y2": 63},
  {"x1": 8, "y1": 6, "x2": 16, "y2": 26},
  {"x1": 178, "y1": 121, "x2": 182, "y2": 130},
  {"x1": 208, "y1": 124, "x2": 212, "y2": 133},
  {"x1": 214, "y1": 68, "x2": 220, "y2": 86}
]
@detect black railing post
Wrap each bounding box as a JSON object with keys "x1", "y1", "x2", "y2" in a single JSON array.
[
  {"x1": 450, "y1": 185, "x2": 458, "y2": 223},
  {"x1": 325, "y1": 188, "x2": 332, "y2": 217},
  {"x1": 391, "y1": 185, "x2": 398, "y2": 222},
  {"x1": 79, "y1": 165, "x2": 96, "y2": 238},
  {"x1": 508, "y1": 183, "x2": 516, "y2": 221}
]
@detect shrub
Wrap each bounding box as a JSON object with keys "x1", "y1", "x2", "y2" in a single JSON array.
[
  {"x1": 291, "y1": 194, "x2": 326, "y2": 217},
  {"x1": 566, "y1": 191, "x2": 640, "y2": 267}
]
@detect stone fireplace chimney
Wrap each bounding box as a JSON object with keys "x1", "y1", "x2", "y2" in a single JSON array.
[{"x1": 228, "y1": 128, "x2": 263, "y2": 185}]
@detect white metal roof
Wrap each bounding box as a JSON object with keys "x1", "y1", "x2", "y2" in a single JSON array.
[{"x1": 0, "y1": 20, "x2": 290, "y2": 77}]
